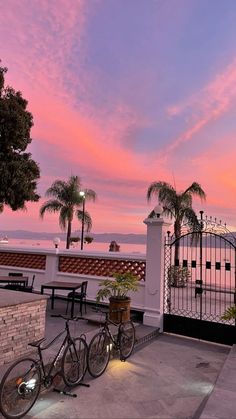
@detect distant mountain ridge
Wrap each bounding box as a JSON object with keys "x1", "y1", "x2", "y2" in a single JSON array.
[{"x1": 0, "y1": 230, "x2": 146, "y2": 244}]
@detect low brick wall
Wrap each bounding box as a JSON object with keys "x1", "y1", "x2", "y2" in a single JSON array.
[{"x1": 0, "y1": 290, "x2": 47, "y2": 366}]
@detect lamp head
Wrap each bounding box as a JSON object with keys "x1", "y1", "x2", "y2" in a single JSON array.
[
  {"x1": 153, "y1": 203, "x2": 163, "y2": 218},
  {"x1": 53, "y1": 237, "x2": 61, "y2": 249}
]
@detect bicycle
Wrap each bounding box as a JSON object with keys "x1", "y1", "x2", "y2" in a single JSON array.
[
  {"x1": 87, "y1": 308, "x2": 135, "y2": 378},
  {"x1": 0, "y1": 314, "x2": 88, "y2": 419}
]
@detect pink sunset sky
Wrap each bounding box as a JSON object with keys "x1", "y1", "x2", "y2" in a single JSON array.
[{"x1": 1, "y1": 0, "x2": 236, "y2": 235}]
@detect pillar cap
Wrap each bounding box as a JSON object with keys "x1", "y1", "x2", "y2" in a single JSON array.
[{"x1": 143, "y1": 216, "x2": 171, "y2": 226}]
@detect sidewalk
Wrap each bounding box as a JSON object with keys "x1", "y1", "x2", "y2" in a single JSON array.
[
  {"x1": 200, "y1": 344, "x2": 236, "y2": 419},
  {"x1": 0, "y1": 299, "x2": 231, "y2": 418},
  {"x1": 29, "y1": 333, "x2": 228, "y2": 419}
]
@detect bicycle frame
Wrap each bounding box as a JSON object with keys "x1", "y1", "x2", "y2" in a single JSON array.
[
  {"x1": 100, "y1": 316, "x2": 122, "y2": 351},
  {"x1": 34, "y1": 319, "x2": 76, "y2": 383}
]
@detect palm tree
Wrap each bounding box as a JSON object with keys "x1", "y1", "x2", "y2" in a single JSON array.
[
  {"x1": 147, "y1": 181, "x2": 206, "y2": 260},
  {"x1": 40, "y1": 175, "x2": 96, "y2": 249}
]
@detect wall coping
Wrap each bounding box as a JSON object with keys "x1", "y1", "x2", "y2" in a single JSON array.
[
  {"x1": 57, "y1": 270, "x2": 146, "y2": 285},
  {"x1": 0, "y1": 289, "x2": 48, "y2": 309},
  {"x1": 0, "y1": 246, "x2": 146, "y2": 260}
]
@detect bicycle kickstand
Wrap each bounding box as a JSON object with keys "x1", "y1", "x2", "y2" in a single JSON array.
[
  {"x1": 53, "y1": 388, "x2": 77, "y2": 397},
  {"x1": 53, "y1": 381, "x2": 90, "y2": 397}
]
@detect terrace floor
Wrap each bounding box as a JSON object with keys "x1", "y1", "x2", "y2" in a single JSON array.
[{"x1": 0, "y1": 298, "x2": 232, "y2": 418}]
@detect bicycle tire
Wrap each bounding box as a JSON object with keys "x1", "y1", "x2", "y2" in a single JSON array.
[
  {"x1": 119, "y1": 321, "x2": 135, "y2": 360},
  {"x1": 0, "y1": 357, "x2": 41, "y2": 419},
  {"x1": 62, "y1": 337, "x2": 88, "y2": 387},
  {"x1": 87, "y1": 332, "x2": 110, "y2": 378}
]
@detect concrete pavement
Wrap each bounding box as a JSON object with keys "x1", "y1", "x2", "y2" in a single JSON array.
[
  {"x1": 0, "y1": 298, "x2": 232, "y2": 419},
  {"x1": 27, "y1": 333, "x2": 228, "y2": 419}
]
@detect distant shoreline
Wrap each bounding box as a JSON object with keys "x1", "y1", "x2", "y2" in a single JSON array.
[
  {"x1": 0, "y1": 238, "x2": 146, "y2": 253},
  {"x1": 0, "y1": 230, "x2": 146, "y2": 245}
]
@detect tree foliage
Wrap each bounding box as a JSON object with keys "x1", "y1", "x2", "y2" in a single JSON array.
[
  {"x1": 96, "y1": 272, "x2": 139, "y2": 302},
  {"x1": 0, "y1": 63, "x2": 40, "y2": 210},
  {"x1": 40, "y1": 175, "x2": 96, "y2": 249},
  {"x1": 147, "y1": 181, "x2": 206, "y2": 261},
  {"x1": 221, "y1": 305, "x2": 236, "y2": 321},
  {"x1": 147, "y1": 181, "x2": 206, "y2": 238}
]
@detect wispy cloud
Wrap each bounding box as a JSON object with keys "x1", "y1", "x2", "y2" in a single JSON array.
[{"x1": 165, "y1": 58, "x2": 236, "y2": 154}]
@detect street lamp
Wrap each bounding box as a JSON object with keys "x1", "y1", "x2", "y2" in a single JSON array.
[
  {"x1": 153, "y1": 203, "x2": 163, "y2": 218},
  {"x1": 53, "y1": 237, "x2": 61, "y2": 249},
  {"x1": 79, "y1": 191, "x2": 85, "y2": 250}
]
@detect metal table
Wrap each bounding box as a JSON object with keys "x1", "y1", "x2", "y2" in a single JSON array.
[{"x1": 41, "y1": 281, "x2": 82, "y2": 318}]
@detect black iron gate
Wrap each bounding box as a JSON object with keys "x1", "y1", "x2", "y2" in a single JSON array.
[{"x1": 163, "y1": 214, "x2": 236, "y2": 345}]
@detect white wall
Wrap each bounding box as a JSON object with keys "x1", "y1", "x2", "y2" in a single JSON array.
[{"x1": 0, "y1": 247, "x2": 145, "y2": 312}]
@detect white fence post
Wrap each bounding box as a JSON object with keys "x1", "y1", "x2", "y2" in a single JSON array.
[{"x1": 143, "y1": 214, "x2": 171, "y2": 330}]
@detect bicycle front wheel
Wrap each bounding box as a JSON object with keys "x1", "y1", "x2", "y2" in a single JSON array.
[
  {"x1": 119, "y1": 321, "x2": 135, "y2": 360},
  {"x1": 0, "y1": 358, "x2": 41, "y2": 419},
  {"x1": 62, "y1": 337, "x2": 88, "y2": 387},
  {"x1": 87, "y1": 332, "x2": 110, "y2": 378}
]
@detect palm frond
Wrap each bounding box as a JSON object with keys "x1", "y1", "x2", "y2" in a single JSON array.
[
  {"x1": 76, "y1": 209, "x2": 92, "y2": 232},
  {"x1": 147, "y1": 181, "x2": 176, "y2": 204},
  {"x1": 59, "y1": 206, "x2": 72, "y2": 230},
  {"x1": 183, "y1": 182, "x2": 206, "y2": 201},
  {"x1": 39, "y1": 200, "x2": 62, "y2": 218},
  {"x1": 162, "y1": 206, "x2": 175, "y2": 218},
  {"x1": 45, "y1": 180, "x2": 67, "y2": 199},
  {"x1": 181, "y1": 207, "x2": 201, "y2": 231},
  {"x1": 84, "y1": 189, "x2": 97, "y2": 202}
]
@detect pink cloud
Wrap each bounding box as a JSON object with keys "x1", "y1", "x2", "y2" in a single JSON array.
[{"x1": 165, "y1": 58, "x2": 236, "y2": 154}]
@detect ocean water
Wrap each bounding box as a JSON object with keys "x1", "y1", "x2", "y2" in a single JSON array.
[{"x1": 0, "y1": 238, "x2": 146, "y2": 254}]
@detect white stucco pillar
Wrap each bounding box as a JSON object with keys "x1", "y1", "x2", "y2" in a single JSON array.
[
  {"x1": 143, "y1": 215, "x2": 171, "y2": 330},
  {"x1": 44, "y1": 250, "x2": 59, "y2": 281}
]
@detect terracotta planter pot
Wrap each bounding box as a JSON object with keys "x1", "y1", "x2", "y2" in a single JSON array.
[{"x1": 109, "y1": 297, "x2": 131, "y2": 323}]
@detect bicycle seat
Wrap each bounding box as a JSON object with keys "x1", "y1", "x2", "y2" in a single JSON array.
[{"x1": 28, "y1": 337, "x2": 46, "y2": 348}]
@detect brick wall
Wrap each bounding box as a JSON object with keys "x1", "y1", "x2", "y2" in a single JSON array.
[{"x1": 0, "y1": 299, "x2": 46, "y2": 366}]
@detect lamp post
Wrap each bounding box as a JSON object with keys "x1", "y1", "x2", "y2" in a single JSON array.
[{"x1": 79, "y1": 191, "x2": 85, "y2": 250}]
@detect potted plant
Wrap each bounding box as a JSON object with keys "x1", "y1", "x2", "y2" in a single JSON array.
[
  {"x1": 167, "y1": 266, "x2": 191, "y2": 287},
  {"x1": 221, "y1": 305, "x2": 236, "y2": 321},
  {"x1": 96, "y1": 272, "x2": 139, "y2": 323}
]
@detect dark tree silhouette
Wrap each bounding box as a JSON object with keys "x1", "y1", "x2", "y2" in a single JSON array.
[{"x1": 0, "y1": 63, "x2": 40, "y2": 211}]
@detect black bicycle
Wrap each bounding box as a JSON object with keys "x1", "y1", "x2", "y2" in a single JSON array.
[
  {"x1": 87, "y1": 308, "x2": 135, "y2": 378},
  {"x1": 0, "y1": 314, "x2": 88, "y2": 419}
]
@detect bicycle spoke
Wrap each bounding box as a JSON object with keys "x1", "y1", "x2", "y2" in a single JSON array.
[
  {"x1": 87, "y1": 332, "x2": 110, "y2": 378},
  {"x1": 119, "y1": 321, "x2": 135, "y2": 360},
  {"x1": 62, "y1": 337, "x2": 88, "y2": 386}
]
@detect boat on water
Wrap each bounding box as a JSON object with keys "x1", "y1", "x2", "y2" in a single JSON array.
[{"x1": 0, "y1": 236, "x2": 8, "y2": 245}]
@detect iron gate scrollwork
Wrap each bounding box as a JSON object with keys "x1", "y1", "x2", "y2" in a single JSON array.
[{"x1": 163, "y1": 213, "x2": 236, "y2": 345}]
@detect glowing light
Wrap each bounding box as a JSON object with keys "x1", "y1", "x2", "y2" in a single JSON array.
[
  {"x1": 26, "y1": 378, "x2": 36, "y2": 389},
  {"x1": 106, "y1": 343, "x2": 113, "y2": 352}
]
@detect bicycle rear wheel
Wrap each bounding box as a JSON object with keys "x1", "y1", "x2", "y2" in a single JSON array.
[
  {"x1": 0, "y1": 358, "x2": 41, "y2": 419},
  {"x1": 62, "y1": 337, "x2": 88, "y2": 387},
  {"x1": 119, "y1": 321, "x2": 135, "y2": 360},
  {"x1": 87, "y1": 332, "x2": 110, "y2": 378}
]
